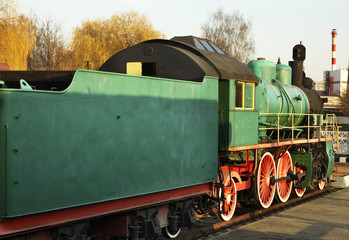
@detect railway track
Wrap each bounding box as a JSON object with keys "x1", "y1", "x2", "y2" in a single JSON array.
[{"x1": 170, "y1": 187, "x2": 336, "y2": 240}]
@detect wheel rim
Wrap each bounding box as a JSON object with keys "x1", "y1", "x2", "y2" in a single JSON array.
[
  {"x1": 256, "y1": 152, "x2": 276, "y2": 209},
  {"x1": 276, "y1": 151, "x2": 293, "y2": 203},
  {"x1": 163, "y1": 227, "x2": 181, "y2": 239},
  {"x1": 293, "y1": 162, "x2": 306, "y2": 197},
  {"x1": 218, "y1": 178, "x2": 237, "y2": 221},
  {"x1": 294, "y1": 187, "x2": 306, "y2": 197},
  {"x1": 318, "y1": 179, "x2": 325, "y2": 190}
]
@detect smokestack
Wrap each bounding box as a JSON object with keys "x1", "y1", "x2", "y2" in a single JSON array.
[
  {"x1": 290, "y1": 42, "x2": 306, "y2": 88},
  {"x1": 331, "y1": 29, "x2": 337, "y2": 71}
]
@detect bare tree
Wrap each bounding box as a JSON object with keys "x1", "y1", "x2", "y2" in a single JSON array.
[
  {"x1": 30, "y1": 18, "x2": 68, "y2": 70},
  {"x1": 201, "y1": 9, "x2": 255, "y2": 63}
]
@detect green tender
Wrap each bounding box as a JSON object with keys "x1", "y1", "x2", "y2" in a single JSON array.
[{"x1": 0, "y1": 70, "x2": 218, "y2": 218}]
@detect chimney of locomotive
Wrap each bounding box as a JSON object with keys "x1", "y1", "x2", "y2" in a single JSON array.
[
  {"x1": 331, "y1": 29, "x2": 337, "y2": 71},
  {"x1": 290, "y1": 41, "x2": 306, "y2": 88}
]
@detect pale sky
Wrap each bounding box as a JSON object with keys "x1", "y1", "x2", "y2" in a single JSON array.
[{"x1": 17, "y1": 0, "x2": 349, "y2": 82}]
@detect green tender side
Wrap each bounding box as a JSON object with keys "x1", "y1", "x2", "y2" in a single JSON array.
[
  {"x1": 325, "y1": 140, "x2": 335, "y2": 178},
  {"x1": 0, "y1": 70, "x2": 218, "y2": 218},
  {"x1": 290, "y1": 152, "x2": 312, "y2": 189}
]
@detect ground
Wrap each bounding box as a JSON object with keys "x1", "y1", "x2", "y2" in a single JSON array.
[{"x1": 332, "y1": 162, "x2": 349, "y2": 177}]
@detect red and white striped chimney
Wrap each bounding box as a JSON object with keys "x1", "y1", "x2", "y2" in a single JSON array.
[{"x1": 331, "y1": 29, "x2": 337, "y2": 71}]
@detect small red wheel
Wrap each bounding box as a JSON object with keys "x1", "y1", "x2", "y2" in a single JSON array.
[
  {"x1": 256, "y1": 152, "x2": 276, "y2": 209},
  {"x1": 293, "y1": 162, "x2": 306, "y2": 197},
  {"x1": 276, "y1": 151, "x2": 293, "y2": 203},
  {"x1": 217, "y1": 178, "x2": 237, "y2": 221},
  {"x1": 317, "y1": 179, "x2": 325, "y2": 190}
]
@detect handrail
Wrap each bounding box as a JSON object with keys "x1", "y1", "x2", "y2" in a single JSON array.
[
  {"x1": 323, "y1": 114, "x2": 340, "y2": 149},
  {"x1": 258, "y1": 113, "x2": 339, "y2": 148}
]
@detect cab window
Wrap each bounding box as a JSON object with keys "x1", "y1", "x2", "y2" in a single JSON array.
[
  {"x1": 235, "y1": 82, "x2": 244, "y2": 108},
  {"x1": 245, "y1": 83, "x2": 255, "y2": 109},
  {"x1": 235, "y1": 81, "x2": 255, "y2": 110}
]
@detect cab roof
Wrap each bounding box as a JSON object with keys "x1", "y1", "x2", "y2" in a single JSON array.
[{"x1": 99, "y1": 36, "x2": 259, "y2": 83}]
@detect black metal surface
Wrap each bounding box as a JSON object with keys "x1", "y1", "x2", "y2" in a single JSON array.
[
  {"x1": 301, "y1": 87, "x2": 324, "y2": 114},
  {"x1": 0, "y1": 71, "x2": 75, "y2": 90},
  {"x1": 99, "y1": 37, "x2": 259, "y2": 83},
  {"x1": 289, "y1": 43, "x2": 323, "y2": 114},
  {"x1": 289, "y1": 60, "x2": 304, "y2": 88},
  {"x1": 292, "y1": 44, "x2": 306, "y2": 61}
]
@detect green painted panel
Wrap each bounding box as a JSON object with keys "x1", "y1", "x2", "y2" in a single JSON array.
[
  {"x1": 290, "y1": 152, "x2": 312, "y2": 188},
  {"x1": 264, "y1": 81, "x2": 309, "y2": 126},
  {"x1": 325, "y1": 141, "x2": 335, "y2": 178},
  {"x1": 218, "y1": 80, "x2": 230, "y2": 150},
  {"x1": 0, "y1": 70, "x2": 218, "y2": 217},
  {"x1": 255, "y1": 79, "x2": 267, "y2": 139},
  {"x1": 218, "y1": 80, "x2": 258, "y2": 148},
  {"x1": 276, "y1": 64, "x2": 292, "y2": 85},
  {"x1": 230, "y1": 110, "x2": 259, "y2": 147},
  {"x1": 247, "y1": 59, "x2": 276, "y2": 83}
]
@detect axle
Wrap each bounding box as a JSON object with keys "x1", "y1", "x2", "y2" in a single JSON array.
[{"x1": 270, "y1": 170, "x2": 305, "y2": 185}]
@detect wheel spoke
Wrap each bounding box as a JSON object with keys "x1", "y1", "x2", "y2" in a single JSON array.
[
  {"x1": 256, "y1": 152, "x2": 276, "y2": 209},
  {"x1": 293, "y1": 160, "x2": 306, "y2": 197},
  {"x1": 225, "y1": 199, "x2": 231, "y2": 212},
  {"x1": 217, "y1": 178, "x2": 237, "y2": 222},
  {"x1": 276, "y1": 151, "x2": 293, "y2": 203}
]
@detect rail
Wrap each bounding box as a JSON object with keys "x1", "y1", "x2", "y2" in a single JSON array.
[
  {"x1": 178, "y1": 187, "x2": 335, "y2": 240},
  {"x1": 258, "y1": 113, "x2": 340, "y2": 149}
]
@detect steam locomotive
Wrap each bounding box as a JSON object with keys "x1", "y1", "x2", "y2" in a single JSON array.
[{"x1": 0, "y1": 36, "x2": 338, "y2": 239}]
